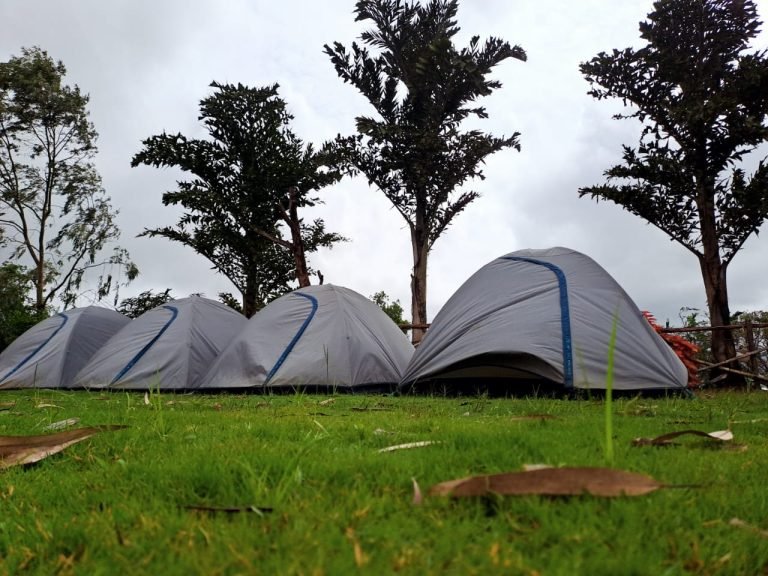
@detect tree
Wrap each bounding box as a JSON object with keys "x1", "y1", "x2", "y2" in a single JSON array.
[
  {"x1": 371, "y1": 290, "x2": 405, "y2": 325},
  {"x1": 579, "y1": 0, "x2": 768, "y2": 385},
  {"x1": 117, "y1": 288, "x2": 173, "y2": 319},
  {"x1": 0, "y1": 262, "x2": 44, "y2": 352},
  {"x1": 325, "y1": 0, "x2": 525, "y2": 343},
  {"x1": 0, "y1": 47, "x2": 137, "y2": 313},
  {"x1": 218, "y1": 292, "x2": 243, "y2": 314},
  {"x1": 132, "y1": 83, "x2": 345, "y2": 317}
]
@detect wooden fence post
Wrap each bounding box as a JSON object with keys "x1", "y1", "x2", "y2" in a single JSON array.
[{"x1": 744, "y1": 318, "x2": 759, "y2": 381}]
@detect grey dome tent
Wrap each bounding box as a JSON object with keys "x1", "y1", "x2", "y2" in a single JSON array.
[
  {"x1": 0, "y1": 307, "x2": 130, "y2": 389},
  {"x1": 399, "y1": 247, "x2": 688, "y2": 394},
  {"x1": 199, "y1": 284, "x2": 414, "y2": 391},
  {"x1": 73, "y1": 296, "x2": 246, "y2": 390}
]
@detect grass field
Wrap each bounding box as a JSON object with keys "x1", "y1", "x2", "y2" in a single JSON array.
[{"x1": 1, "y1": 389, "x2": 767, "y2": 575}]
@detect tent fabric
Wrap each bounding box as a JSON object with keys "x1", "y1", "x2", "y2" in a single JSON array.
[
  {"x1": 199, "y1": 284, "x2": 414, "y2": 390},
  {"x1": 0, "y1": 307, "x2": 130, "y2": 389},
  {"x1": 399, "y1": 247, "x2": 688, "y2": 393},
  {"x1": 73, "y1": 296, "x2": 246, "y2": 390}
]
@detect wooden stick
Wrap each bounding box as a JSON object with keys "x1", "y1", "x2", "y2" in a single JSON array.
[
  {"x1": 718, "y1": 366, "x2": 768, "y2": 383},
  {"x1": 696, "y1": 350, "x2": 760, "y2": 373},
  {"x1": 661, "y1": 322, "x2": 768, "y2": 334}
]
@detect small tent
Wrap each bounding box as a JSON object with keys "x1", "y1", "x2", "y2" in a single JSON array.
[
  {"x1": 0, "y1": 307, "x2": 130, "y2": 389},
  {"x1": 199, "y1": 284, "x2": 414, "y2": 391},
  {"x1": 399, "y1": 247, "x2": 688, "y2": 394},
  {"x1": 73, "y1": 296, "x2": 246, "y2": 390}
]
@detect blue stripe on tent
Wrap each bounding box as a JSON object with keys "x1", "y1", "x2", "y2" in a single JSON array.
[
  {"x1": 502, "y1": 256, "x2": 574, "y2": 388},
  {"x1": 110, "y1": 305, "x2": 179, "y2": 385},
  {"x1": 265, "y1": 292, "x2": 318, "y2": 385},
  {"x1": 0, "y1": 313, "x2": 69, "y2": 384}
]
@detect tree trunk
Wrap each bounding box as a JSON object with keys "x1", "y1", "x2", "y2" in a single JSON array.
[
  {"x1": 287, "y1": 217, "x2": 311, "y2": 288},
  {"x1": 34, "y1": 261, "x2": 45, "y2": 314},
  {"x1": 283, "y1": 187, "x2": 311, "y2": 288},
  {"x1": 697, "y1": 176, "x2": 744, "y2": 386},
  {"x1": 410, "y1": 225, "x2": 429, "y2": 345},
  {"x1": 243, "y1": 274, "x2": 259, "y2": 318},
  {"x1": 698, "y1": 255, "x2": 743, "y2": 386}
]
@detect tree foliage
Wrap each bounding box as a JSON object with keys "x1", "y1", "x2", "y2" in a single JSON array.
[
  {"x1": 0, "y1": 262, "x2": 45, "y2": 352},
  {"x1": 117, "y1": 288, "x2": 173, "y2": 319},
  {"x1": 325, "y1": 0, "x2": 525, "y2": 342},
  {"x1": 132, "y1": 82, "x2": 345, "y2": 316},
  {"x1": 217, "y1": 292, "x2": 243, "y2": 314},
  {"x1": 579, "y1": 0, "x2": 768, "y2": 382},
  {"x1": 370, "y1": 290, "x2": 405, "y2": 325},
  {"x1": 0, "y1": 47, "x2": 137, "y2": 312}
]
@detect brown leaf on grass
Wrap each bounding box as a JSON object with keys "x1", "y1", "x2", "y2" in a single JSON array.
[
  {"x1": 44, "y1": 418, "x2": 80, "y2": 431},
  {"x1": 35, "y1": 403, "x2": 61, "y2": 409},
  {"x1": 632, "y1": 429, "x2": 733, "y2": 446},
  {"x1": 522, "y1": 463, "x2": 554, "y2": 472},
  {"x1": 184, "y1": 504, "x2": 273, "y2": 515},
  {"x1": 0, "y1": 425, "x2": 128, "y2": 469},
  {"x1": 729, "y1": 518, "x2": 768, "y2": 539},
  {"x1": 0, "y1": 402, "x2": 15, "y2": 411},
  {"x1": 412, "y1": 478, "x2": 423, "y2": 506},
  {"x1": 318, "y1": 398, "x2": 336, "y2": 406},
  {"x1": 430, "y1": 467, "x2": 664, "y2": 498},
  {"x1": 509, "y1": 414, "x2": 557, "y2": 422},
  {"x1": 345, "y1": 528, "x2": 369, "y2": 567},
  {"x1": 378, "y1": 441, "x2": 440, "y2": 453}
]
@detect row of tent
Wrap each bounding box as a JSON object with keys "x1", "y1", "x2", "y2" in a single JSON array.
[{"x1": 0, "y1": 248, "x2": 689, "y2": 394}]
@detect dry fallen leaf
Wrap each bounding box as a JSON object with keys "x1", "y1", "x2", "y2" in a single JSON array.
[
  {"x1": 318, "y1": 398, "x2": 336, "y2": 406},
  {"x1": 729, "y1": 518, "x2": 768, "y2": 539},
  {"x1": 412, "y1": 478, "x2": 423, "y2": 506},
  {"x1": 522, "y1": 463, "x2": 554, "y2": 472},
  {"x1": 345, "y1": 528, "x2": 369, "y2": 568},
  {"x1": 0, "y1": 402, "x2": 15, "y2": 411},
  {"x1": 35, "y1": 403, "x2": 61, "y2": 409},
  {"x1": 143, "y1": 393, "x2": 150, "y2": 405},
  {"x1": 632, "y1": 429, "x2": 733, "y2": 446},
  {"x1": 44, "y1": 418, "x2": 80, "y2": 431},
  {"x1": 0, "y1": 425, "x2": 128, "y2": 469},
  {"x1": 378, "y1": 441, "x2": 441, "y2": 453},
  {"x1": 430, "y1": 467, "x2": 664, "y2": 498}
]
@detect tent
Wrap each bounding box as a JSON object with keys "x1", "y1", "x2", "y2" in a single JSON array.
[
  {"x1": 399, "y1": 247, "x2": 688, "y2": 394},
  {"x1": 73, "y1": 296, "x2": 246, "y2": 390},
  {"x1": 0, "y1": 307, "x2": 130, "y2": 389},
  {"x1": 199, "y1": 284, "x2": 414, "y2": 391}
]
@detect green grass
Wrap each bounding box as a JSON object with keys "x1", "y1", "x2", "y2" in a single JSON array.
[{"x1": 1, "y1": 390, "x2": 768, "y2": 575}]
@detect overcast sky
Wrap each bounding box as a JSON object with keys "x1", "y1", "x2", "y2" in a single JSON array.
[{"x1": 1, "y1": 0, "x2": 767, "y2": 326}]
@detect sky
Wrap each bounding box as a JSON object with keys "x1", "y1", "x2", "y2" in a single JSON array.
[{"x1": 1, "y1": 0, "x2": 767, "y2": 327}]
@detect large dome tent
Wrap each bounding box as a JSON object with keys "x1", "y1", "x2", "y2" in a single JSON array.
[
  {"x1": 73, "y1": 296, "x2": 246, "y2": 390},
  {"x1": 0, "y1": 307, "x2": 130, "y2": 389},
  {"x1": 199, "y1": 284, "x2": 414, "y2": 391},
  {"x1": 399, "y1": 247, "x2": 688, "y2": 395}
]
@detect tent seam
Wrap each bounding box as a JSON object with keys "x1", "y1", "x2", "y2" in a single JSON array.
[
  {"x1": 0, "y1": 312, "x2": 69, "y2": 384},
  {"x1": 264, "y1": 292, "x2": 318, "y2": 385},
  {"x1": 109, "y1": 305, "x2": 179, "y2": 385},
  {"x1": 502, "y1": 256, "x2": 574, "y2": 388}
]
